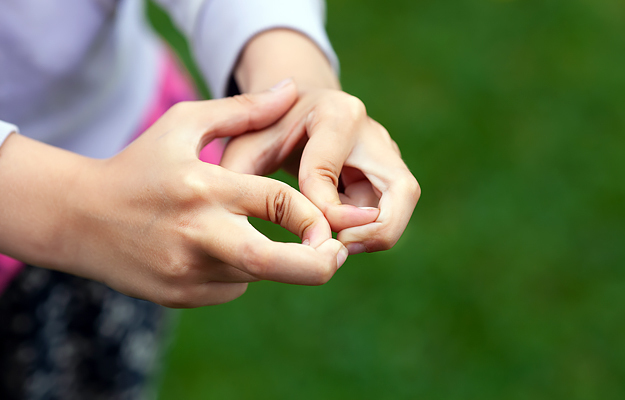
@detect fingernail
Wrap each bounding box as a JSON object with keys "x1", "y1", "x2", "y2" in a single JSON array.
[
  {"x1": 346, "y1": 243, "x2": 366, "y2": 255},
  {"x1": 302, "y1": 239, "x2": 310, "y2": 246},
  {"x1": 336, "y1": 247, "x2": 349, "y2": 269},
  {"x1": 270, "y1": 78, "x2": 293, "y2": 91},
  {"x1": 358, "y1": 207, "x2": 378, "y2": 211}
]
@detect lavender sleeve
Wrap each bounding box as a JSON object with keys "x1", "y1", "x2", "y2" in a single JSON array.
[
  {"x1": 0, "y1": 121, "x2": 19, "y2": 149},
  {"x1": 154, "y1": 0, "x2": 339, "y2": 98}
]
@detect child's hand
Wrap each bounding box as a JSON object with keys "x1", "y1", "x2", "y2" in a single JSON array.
[
  {"x1": 69, "y1": 80, "x2": 348, "y2": 307},
  {"x1": 221, "y1": 87, "x2": 420, "y2": 255},
  {"x1": 218, "y1": 29, "x2": 419, "y2": 257}
]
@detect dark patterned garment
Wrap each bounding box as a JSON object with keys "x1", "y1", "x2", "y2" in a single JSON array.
[{"x1": 0, "y1": 265, "x2": 168, "y2": 400}]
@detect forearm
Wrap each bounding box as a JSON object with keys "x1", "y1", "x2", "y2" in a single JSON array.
[
  {"x1": 0, "y1": 133, "x2": 95, "y2": 273},
  {"x1": 235, "y1": 29, "x2": 340, "y2": 93}
]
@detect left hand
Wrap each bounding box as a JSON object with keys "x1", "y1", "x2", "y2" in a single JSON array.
[{"x1": 221, "y1": 86, "x2": 420, "y2": 254}]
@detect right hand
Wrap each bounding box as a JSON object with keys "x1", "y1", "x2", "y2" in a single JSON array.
[{"x1": 68, "y1": 80, "x2": 348, "y2": 307}]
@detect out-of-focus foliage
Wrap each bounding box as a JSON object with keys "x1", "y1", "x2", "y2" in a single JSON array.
[{"x1": 149, "y1": 0, "x2": 625, "y2": 398}]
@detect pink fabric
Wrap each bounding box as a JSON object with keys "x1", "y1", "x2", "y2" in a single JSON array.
[
  {"x1": 0, "y1": 49, "x2": 223, "y2": 294},
  {"x1": 0, "y1": 255, "x2": 22, "y2": 293}
]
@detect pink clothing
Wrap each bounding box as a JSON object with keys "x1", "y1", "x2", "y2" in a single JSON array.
[
  {"x1": 0, "y1": 256, "x2": 20, "y2": 294},
  {"x1": 0, "y1": 50, "x2": 223, "y2": 294}
]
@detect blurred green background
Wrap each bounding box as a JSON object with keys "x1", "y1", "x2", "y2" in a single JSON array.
[{"x1": 147, "y1": 0, "x2": 625, "y2": 398}]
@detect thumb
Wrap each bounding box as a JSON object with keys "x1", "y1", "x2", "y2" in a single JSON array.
[
  {"x1": 207, "y1": 171, "x2": 349, "y2": 285},
  {"x1": 172, "y1": 78, "x2": 298, "y2": 156},
  {"x1": 219, "y1": 123, "x2": 298, "y2": 175}
]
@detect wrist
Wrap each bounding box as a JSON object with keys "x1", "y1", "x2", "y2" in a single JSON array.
[
  {"x1": 235, "y1": 28, "x2": 340, "y2": 94},
  {"x1": 0, "y1": 133, "x2": 102, "y2": 274},
  {"x1": 61, "y1": 156, "x2": 110, "y2": 279}
]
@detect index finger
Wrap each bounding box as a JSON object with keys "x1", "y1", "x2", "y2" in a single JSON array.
[
  {"x1": 200, "y1": 215, "x2": 348, "y2": 286},
  {"x1": 197, "y1": 170, "x2": 349, "y2": 285},
  {"x1": 337, "y1": 161, "x2": 420, "y2": 254},
  {"x1": 298, "y1": 96, "x2": 380, "y2": 231}
]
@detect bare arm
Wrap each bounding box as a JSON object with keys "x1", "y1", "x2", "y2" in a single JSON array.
[
  {"x1": 0, "y1": 84, "x2": 348, "y2": 307},
  {"x1": 234, "y1": 29, "x2": 340, "y2": 93}
]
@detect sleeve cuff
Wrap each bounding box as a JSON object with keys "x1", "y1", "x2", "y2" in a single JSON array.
[
  {"x1": 193, "y1": 0, "x2": 339, "y2": 98},
  {"x1": 0, "y1": 121, "x2": 19, "y2": 149}
]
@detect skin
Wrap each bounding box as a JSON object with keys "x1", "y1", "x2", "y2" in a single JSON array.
[
  {"x1": 222, "y1": 29, "x2": 421, "y2": 254},
  {"x1": 0, "y1": 83, "x2": 348, "y2": 307},
  {"x1": 0, "y1": 29, "x2": 420, "y2": 308}
]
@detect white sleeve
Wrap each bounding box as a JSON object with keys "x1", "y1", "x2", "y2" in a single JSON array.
[
  {"x1": 154, "y1": 0, "x2": 339, "y2": 98},
  {"x1": 0, "y1": 121, "x2": 19, "y2": 149}
]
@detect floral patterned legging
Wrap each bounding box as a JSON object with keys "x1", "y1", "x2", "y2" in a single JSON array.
[{"x1": 0, "y1": 265, "x2": 167, "y2": 400}]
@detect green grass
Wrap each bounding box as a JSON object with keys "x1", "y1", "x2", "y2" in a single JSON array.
[{"x1": 148, "y1": 0, "x2": 625, "y2": 398}]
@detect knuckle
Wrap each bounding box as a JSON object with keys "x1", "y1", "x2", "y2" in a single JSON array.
[
  {"x1": 159, "y1": 285, "x2": 194, "y2": 309},
  {"x1": 392, "y1": 170, "x2": 420, "y2": 204},
  {"x1": 317, "y1": 93, "x2": 367, "y2": 122},
  {"x1": 295, "y1": 214, "x2": 318, "y2": 240},
  {"x1": 310, "y1": 262, "x2": 335, "y2": 286},
  {"x1": 229, "y1": 94, "x2": 255, "y2": 130},
  {"x1": 338, "y1": 94, "x2": 367, "y2": 121},
  {"x1": 171, "y1": 170, "x2": 212, "y2": 205},
  {"x1": 242, "y1": 244, "x2": 270, "y2": 278},
  {"x1": 370, "y1": 228, "x2": 399, "y2": 252},
  {"x1": 405, "y1": 174, "x2": 421, "y2": 201},
  {"x1": 267, "y1": 186, "x2": 292, "y2": 227},
  {"x1": 182, "y1": 173, "x2": 207, "y2": 198},
  {"x1": 232, "y1": 93, "x2": 256, "y2": 108},
  {"x1": 308, "y1": 162, "x2": 341, "y2": 188},
  {"x1": 159, "y1": 256, "x2": 194, "y2": 283}
]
